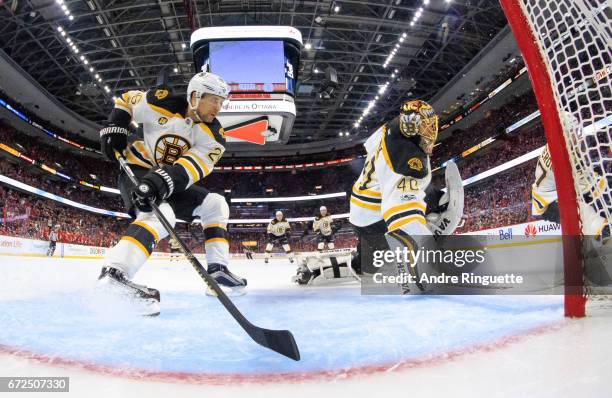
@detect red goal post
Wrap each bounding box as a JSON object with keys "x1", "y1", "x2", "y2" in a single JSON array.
[{"x1": 500, "y1": 0, "x2": 611, "y2": 317}]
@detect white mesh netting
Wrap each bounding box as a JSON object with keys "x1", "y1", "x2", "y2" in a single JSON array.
[{"x1": 520, "y1": 0, "x2": 611, "y2": 238}]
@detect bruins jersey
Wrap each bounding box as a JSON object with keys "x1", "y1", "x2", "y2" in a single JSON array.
[
  {"x1": 169, "y1": 238, "x2": 181, "y2": 250},
  {"x1": 267, "y1": 219, "x2": 291, "y2": 237},
  {"x1": 532, "y1": 145, "x2": 558, "y2": 216},
  {"x1": 111, "y1": 86, "x2": 226, "y2": 190},
  {"x1": 350, "y1": 116, "x2": 431, "y2": 233},
  {"x1": 313, "y1": 214, "x2": 333, "y2": 236}
]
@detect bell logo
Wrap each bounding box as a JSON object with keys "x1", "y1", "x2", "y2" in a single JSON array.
[{"x1": 524, "y1": 224, "x2": 537, "y2": 237}]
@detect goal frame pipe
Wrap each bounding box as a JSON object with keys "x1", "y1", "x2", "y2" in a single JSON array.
[{"x1": 499, "y1": 0, "x2": 586, "y2": 316}]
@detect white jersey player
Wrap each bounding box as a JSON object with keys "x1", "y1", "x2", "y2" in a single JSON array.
[
  {"x1": 97, "y1": 70, "x2": 246, "y2": 316},
  {"x1": 313, "y1": 206, "x2": 335, "y2": 251},
  {"x1": 265, "y1": 211, "x2": 294, "y2": 263},
  {"x1": 532, "y1": 144, "x2": 609, "y2": 240},
  {"x1": 349, "y1": 100, "x2": 464, "y2": 291},
  {"x1": 168, "y1": 237, "x2": 181, "y2": 262}
]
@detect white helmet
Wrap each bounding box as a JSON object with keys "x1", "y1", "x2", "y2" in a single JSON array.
[{"x1": 187, "y1": 69, "x2": 230, "y2": 110}]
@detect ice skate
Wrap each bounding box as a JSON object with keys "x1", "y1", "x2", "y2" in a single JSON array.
[
  {"x1": 97, "y1": 266, "x2": 160, "y2": 316},
  {"x1": 206, "y1": 263, "x2": 247, "y2": 296}
]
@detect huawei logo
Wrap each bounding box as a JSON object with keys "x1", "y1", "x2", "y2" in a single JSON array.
[{"x1": 524, "y1": 224, "x2": 537, "y2": 237}]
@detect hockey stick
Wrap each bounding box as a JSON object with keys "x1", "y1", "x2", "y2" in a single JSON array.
[{"x1": 115, "y1": 151, "x2": 300, "y2": 361}]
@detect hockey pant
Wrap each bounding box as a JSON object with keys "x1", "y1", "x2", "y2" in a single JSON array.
[{"x1": 104, "y1": 168, "x2": 230, "y2": 278}]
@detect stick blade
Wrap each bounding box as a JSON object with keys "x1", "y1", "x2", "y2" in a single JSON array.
[{"x1": 252, "y1": 328, "x2": 300, "y2": 361}]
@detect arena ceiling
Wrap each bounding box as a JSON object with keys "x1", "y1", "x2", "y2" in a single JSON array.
[{"x1": 0, "y1": 0, "x2": 508, "y2": 145}]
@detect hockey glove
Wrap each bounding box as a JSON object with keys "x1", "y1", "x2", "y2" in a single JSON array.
[
  {"x1": 131, "y1": 167, "x2": 175, "y2": 212},
  {"x1": 100, "y1": 125, "x2": 129, "y2": 162}
]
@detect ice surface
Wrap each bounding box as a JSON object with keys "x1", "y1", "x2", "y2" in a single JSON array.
[{"x1": 0, "y1": 255, "x2": 610, "y2": 397}]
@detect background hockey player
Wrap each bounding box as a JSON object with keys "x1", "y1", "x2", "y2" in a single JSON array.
[
  {"x1": 264, "y1": 211, "x2": 294, "y2": 263},
  {"x1": 348, "y1": 99, "x2": 464, "y2": 293},
  {"x1": 97, "y1": 70, "x2": 246, "y2": 316},
  {"x1": 168, "y1": 237, "x2": 181, "y2": 262},
  {"x1": 312, "y1": 206, "x2": 337, "y2": 251},
  {"x1": 532, "y1": 144, "x2": 609, "y2": 243},
  {"x1": 46, "y1": 225, "x2": 58, "y2": 257}
]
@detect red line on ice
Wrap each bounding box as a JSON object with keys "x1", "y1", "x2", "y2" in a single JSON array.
[{"x1": 0, "y1": 321, "x2": 565, "y2": 385}]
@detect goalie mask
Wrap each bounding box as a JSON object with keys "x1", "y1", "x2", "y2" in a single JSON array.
[{"x1": 399, "y1": 100, "x2": 439, "y2": 155}]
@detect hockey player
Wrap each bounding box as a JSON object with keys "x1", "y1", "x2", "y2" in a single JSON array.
[
  {"x1": 97, "y1": 70, "x2": 246, "y2": 316},
  {"x1": 312, "y1": 206, "x2": 336, "y2": 251},
  {"x1": 168, "y1": 237, "x2": 181, "y2": 262},
  {"x1": 264, "y1": 211, "x2": 294, "y2": 263},
  {"x1": 532, "y1": 144, "x2": 609, "y2": 241},
  {"x1": 47, "y1": 226, "x2": 58, "y2": 257},
  {"x1": 348, "y1": 99, "x2": 464, "y2": 293}
]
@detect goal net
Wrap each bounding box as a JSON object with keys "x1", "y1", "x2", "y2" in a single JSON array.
[{"x1": 500, "y1": 0, "x2": 611, "y2": 316}]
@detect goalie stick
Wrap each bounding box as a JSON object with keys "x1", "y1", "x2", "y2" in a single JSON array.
[{"x1": 115, "y1": 151, "x2": 300, "y2": 361}]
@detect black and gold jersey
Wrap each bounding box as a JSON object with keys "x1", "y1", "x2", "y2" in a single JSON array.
[{"x1": 110, "y1": 86, "x2": 226, "y2": 190}]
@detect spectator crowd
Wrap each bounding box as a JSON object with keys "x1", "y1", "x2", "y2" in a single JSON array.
[{"x1": 1, "y1": 83, "x2": 557, "y2": 253}]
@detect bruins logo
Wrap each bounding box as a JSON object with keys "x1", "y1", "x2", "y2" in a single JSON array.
[
  {"x1": 154, "y1": 89, "x2": 169, "y2": 100},
  {"x1": 407, "y1": 157, "x2": 423, "y2": 171},
  {"x1": 158, "y1": 117, "x2": 168, "y2": 125},
  {"x1": 155, "y1": 135, "x2": 191, "y2": 166}
]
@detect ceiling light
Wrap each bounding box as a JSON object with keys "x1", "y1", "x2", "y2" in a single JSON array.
[
  {"x1": 57, "y1": 26, "x2": 63, "y2": 32},
  {"x1": 95, "y1": 74, "x2": 100, "y2": 79},
  {"x1": 173, "y1": 67, "x2": 178, "y2": 73},
  {"x1": 61, "y1": 4, "x2": 67, "y2": 11},
  {"x1": 89, "y1": 67, "x2": 94, "y2": 72},
  {"x1": 334, "y1": 5, "x2": 340, "y2": 13},
  {"x1": 84, "y1": 60, "x2": 89, "y2": 65},
  {"x1": 79, "y1": 55, "x2": 84, "y2": 60},
  {"x1": 304, "y1": 42, "x2": 312, "y2": 50},
  {"x1": 181, "y1": 43, "x2": 187, "y2": 49},
  {"x1": 60, "y1": 31, "x2": 66, "y2": 36},
  {"x1": 68, "y1": 15, "x2": 74, "y2": 20},
  {"x1": 410, "y1": 21, "x2": 415, "y2": 26}
]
